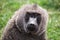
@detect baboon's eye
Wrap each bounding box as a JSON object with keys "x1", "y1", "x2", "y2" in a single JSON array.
[{"x1": 37, "y1": 14, "x2": 41, "y2": 25}]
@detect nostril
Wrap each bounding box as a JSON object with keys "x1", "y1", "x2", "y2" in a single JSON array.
[
  {"x1": 30, "y1": 24, "x2": 35, "y2": 27},
  {"x1": 27, "y1": 24, "x2": 36, "y2": 31}
]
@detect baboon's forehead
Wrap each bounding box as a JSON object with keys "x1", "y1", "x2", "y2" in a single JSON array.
[
  {"x1": 26, "y1": 10, "x2": 40, "y2": 14},
  {"x1": 25, "y1": 12, "x2": 41, "y2": 18},
  {"x1": 22, "y1": 4, "x2": 47, "y2": 15}
]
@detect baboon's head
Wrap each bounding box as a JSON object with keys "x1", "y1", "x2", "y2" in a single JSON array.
[
  {"x1": 16, "y1": 4, "x2": 48, "y2": 35},
  {"x1": 16, "y1": 11, "x2": 41, "y2": 34},
  {"x1": 23, "y1": 12, "x2": 41, "y2": 33}
]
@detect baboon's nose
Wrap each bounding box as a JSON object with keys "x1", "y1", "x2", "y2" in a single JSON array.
[{"x1": 27, "y1": 24, "x2": 36, "y2": 31}]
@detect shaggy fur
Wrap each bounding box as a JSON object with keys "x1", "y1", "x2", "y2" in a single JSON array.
[{"x1": 2, "y1": 4, "x2": 48, "y2": 40}]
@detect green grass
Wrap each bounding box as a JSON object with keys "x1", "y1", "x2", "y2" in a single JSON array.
[
  {"x1": 47, "y1": 12, "x2": 60, "y2": 40},
  {"x1": 0, "y1": 0, "x2": 60, "y2": 40}
]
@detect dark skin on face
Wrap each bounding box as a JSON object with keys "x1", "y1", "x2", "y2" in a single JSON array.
[{"x1": 25, "y1": 12, "x2": 41, "y2": 25}]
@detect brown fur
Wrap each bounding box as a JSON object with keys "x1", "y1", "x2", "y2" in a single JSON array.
[{"x1": 2, "y1": 4, "x2": 48, "y2": 40}]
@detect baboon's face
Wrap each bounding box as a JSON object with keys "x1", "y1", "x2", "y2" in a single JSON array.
[{"x1": 24, "y1": 12, "x2": 41, "y2": 33}]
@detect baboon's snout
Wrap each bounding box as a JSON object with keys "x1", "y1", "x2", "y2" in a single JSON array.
[
  {"x1": 27, "y1": 24, "x2": 36, "y2": 31},
  {"x1": 27, "y1": 24, "x2": 37, "y2": 32}
]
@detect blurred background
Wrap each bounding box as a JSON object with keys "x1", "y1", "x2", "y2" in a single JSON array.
[{"x1": 0, "y1": 0, "x2": 60, "y2": 40}]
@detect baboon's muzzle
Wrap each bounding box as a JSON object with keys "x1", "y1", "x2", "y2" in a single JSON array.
[{"x1": 27, "y1": 24, "x2": 37, "y2": 32}]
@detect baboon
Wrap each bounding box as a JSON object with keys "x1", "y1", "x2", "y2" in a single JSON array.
[{"x1": 2, "y1": 4, "x2": 48, "y2": 40}]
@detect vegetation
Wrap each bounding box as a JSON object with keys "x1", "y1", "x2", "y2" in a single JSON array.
[{"x1": 0, "y1": 0, "x2": 60, "y2": 40}]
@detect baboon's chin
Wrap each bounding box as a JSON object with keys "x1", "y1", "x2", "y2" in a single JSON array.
[{"x1": 26, "y1": 29, "x2": 38, "y2": 34}]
